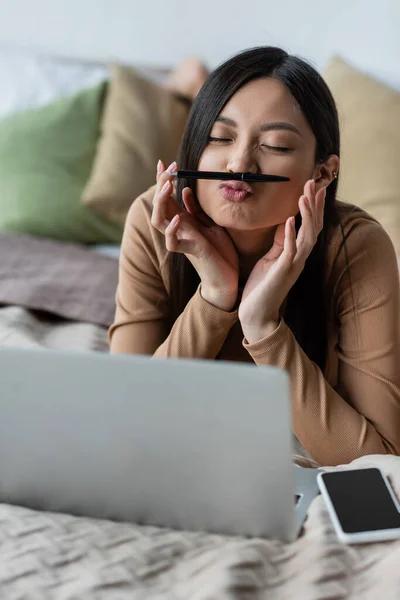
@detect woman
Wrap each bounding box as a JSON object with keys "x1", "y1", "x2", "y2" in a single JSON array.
[{"x1": 109, "y1": 47, "x2": 400, "y2": 466}]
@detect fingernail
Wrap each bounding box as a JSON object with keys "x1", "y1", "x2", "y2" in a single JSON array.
[
  {"x1": 157, "y1": 159, "x2": 162, "y2": 174},
  {"x1": 161, "y1": 180, "x2": 170, "y2": 193},
  {"x1": 171, "y1": 214, "x2": 180, "y2": 226},
  {"x1": 166, "y1": 161, "x2": 177, "y2": 173}
]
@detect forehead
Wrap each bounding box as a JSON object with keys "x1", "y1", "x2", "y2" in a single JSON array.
[{"x1": 218, "y1": 77, "x2": 311, "y2": 134}]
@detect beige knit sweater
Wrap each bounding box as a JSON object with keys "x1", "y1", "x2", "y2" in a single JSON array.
[{"x1": 110, "y1": 185, "x2": 400, "y2": 466}]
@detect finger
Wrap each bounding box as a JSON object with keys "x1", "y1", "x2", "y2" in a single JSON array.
[
  {"x1": 151, "y1": 179, "x2": 174, "y2": 232},
  {"x1": 155, "y1": 161, "x2": 177, "y2": 194},
  {"x1": 282, "y1": 216, "x2": 297, "y2": 265},
  {"x1": 315, "y1": 186, "x2": 326, "y2": 232},
  {"x1": 156, "y1": 159, "x2": 166, "y2": 182},
  {"x1": 152, "y1": 162, "x2": 182, "y2": 232},
  {"x1": 182, "y1": 187, "x2": 196, "y2": 215},
  {"x1": 164, "y1": 214, "x2": 181, "y2": 252},
  {"x1": 165, "y1": 213, "x2": 211, "y2": 259},
  {"x1": 304, "y1": 178, "x2": 315, "y2": 200},
  {"x1": 304, "y1": 179, "x2": 317, "y2": 230},
  {"x1": 297, "y1": 194, "x2": 315, "y2": 256},
  {"x1": 302, "y1": 179, "x2": 312, "y2": 200},
  {"x1": 182, "y1": 187, "x2": 214, "y2": 227},
  {"x1": 152, "y1": 180, "x2": 183, "y2": 233},
  {"x1": 304, "y1": 182, "x2": 326, "y2": 234}
]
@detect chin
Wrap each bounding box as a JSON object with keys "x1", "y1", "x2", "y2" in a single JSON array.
[
  {"x1": 213, "y1": 214, "x2": 262, "y2": 231},
  {"x1": 209, "y1": 203, "x2": 263, "y2": 228}
]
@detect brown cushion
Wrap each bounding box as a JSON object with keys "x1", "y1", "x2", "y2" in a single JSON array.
[
  {"x1": 81, "y1": 64, "x2": 189, "y2": 225},
  {"x1": 324, "y1": 57, "x2": 400, "y2": 253}
]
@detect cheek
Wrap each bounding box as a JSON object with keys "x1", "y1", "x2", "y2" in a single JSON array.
[
  {"x1": 283, "y1": 173, "x2": 310, "y2": 202},
  {"x1": 196, "y1": 149, "x2": 226, "y2": 216},
  {"x1": 263, "y1": 175, "x2": 308, "y2": 222},
  {"x1": 273, "y1": 151, "x2": 314, "y2": 181},
  {"x1": 272, "y1": 153, "x2": 315, "y2": 204},
  {"x1": 196, "y1": 180, "x2": 214, "y2": 215},
  {"x1": 197, "y1": 147, "x2": 223, "y2": 171}
]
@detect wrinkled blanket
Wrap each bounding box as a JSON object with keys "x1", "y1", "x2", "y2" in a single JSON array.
[
  {"x1": 0, "y1": 234, "x2": 118, "y2": 327},
  {"x1": 0, "y1": 454, "x2": 400, "y2": 599},
  {"x1": 0, "y1": 305, "x2": 109, "y2": 352}
]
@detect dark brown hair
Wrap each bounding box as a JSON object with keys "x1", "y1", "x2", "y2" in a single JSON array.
[{"x1": 169, "y1": 46, "x2": 340, "y2": 370}]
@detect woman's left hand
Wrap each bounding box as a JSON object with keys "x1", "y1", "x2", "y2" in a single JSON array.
[{"x1": 238, "y1": 180, "x2": 326, "y2": 344}]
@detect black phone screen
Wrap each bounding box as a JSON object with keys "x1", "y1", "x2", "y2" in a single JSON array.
[{"x1": 321, "y1": 468, "x2": 400, "y2": 533}]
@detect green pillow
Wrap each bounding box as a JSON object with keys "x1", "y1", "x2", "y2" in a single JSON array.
[{"x1": 0, "y1": 83, "x2": 123, "y2": 243}]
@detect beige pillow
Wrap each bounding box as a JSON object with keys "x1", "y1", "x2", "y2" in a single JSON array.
[
  {"x1": 324, "y1": 57, "x2": 400, "y2": 253},
  {"x1": 81, "y1": 64, "x2": 189, "y2": 225}
]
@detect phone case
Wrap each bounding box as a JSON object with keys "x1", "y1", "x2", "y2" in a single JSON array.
[{"x1": 317, "y1": 468, "x2": 400, "y2": 544}]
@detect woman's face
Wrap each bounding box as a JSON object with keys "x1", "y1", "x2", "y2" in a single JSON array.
[{"x1": 197, "y1": 77, "x2": 319, "y2": 230}]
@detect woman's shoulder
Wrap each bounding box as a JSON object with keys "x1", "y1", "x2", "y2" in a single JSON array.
[
  {"x1": 326, "y1": 200, "x2": 398, "y2": 285},
  {"x1": 335, "y1": 199, "x2": 381, "y2": 230},
  {"x1": 125, "y1": 183, "x2": 157, "y2": 226},
  {"x1": 123, "y1": 184, "x2": 167, "y2": 253},
  {"x1": 329, "y1": 200, "x2": 394, "y2": 251}
]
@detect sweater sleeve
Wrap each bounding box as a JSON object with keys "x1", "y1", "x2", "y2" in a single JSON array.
[
  {"x1": 109, "y1": 186, "x2": 238, "y2": 358},
  {"x1": 243, "y1": 218, "x2": 400, "y2": 466}
]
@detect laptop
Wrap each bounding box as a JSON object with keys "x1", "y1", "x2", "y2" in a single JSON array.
[{"x1": 0, "y1": 347, "x2": 320, "y2": 542}]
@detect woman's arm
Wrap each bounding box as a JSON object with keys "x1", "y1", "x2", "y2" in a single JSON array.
[
  {"x1": 242, "y1": 219, "x2": 400, "y2": 466},
  {"x1": 109, "y1": 187, "x2": 238, "y2": 357},
  {"x1": 152, "y1": 285, "x2": 238, "y2": 358}
]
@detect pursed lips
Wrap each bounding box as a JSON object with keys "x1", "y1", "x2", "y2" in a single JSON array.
[
  {"x1": 218, "y1": 180, "x2": 253, "y2": 194},
  {"x1": 218, "y1": 180, "x2": 254, "y2": 202}
]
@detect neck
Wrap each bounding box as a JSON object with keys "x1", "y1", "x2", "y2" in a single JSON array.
[{"x1": 227, "y1": 227, "x2": 276, "y2": 282}]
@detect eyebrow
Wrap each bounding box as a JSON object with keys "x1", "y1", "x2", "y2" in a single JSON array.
[{"x1": 215, "y1": 115, "x2": 302, "y2": 136}]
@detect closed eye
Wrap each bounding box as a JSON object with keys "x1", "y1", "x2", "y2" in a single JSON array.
[
  {"x1": 207, "y1": 136, "x2": 232, "y2": 143},
  {"x1": 262, "y1": 144, "x2": 291, "y2": 153},
  {"x1": 208, "y1": 137, "x2": 291, "y2": 152}
]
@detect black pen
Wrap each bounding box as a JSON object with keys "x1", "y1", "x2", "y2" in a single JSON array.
[{"x1": 170, "y1": 170, "x2": 290, "y2": 183}]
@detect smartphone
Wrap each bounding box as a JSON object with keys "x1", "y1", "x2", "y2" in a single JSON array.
[{"x1": 317, "y1": 467, "x2": 400, "y2": 544}]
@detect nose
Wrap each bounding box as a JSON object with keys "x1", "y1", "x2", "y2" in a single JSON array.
[{"x1": 226, "y1": 143, "x2": 259, "y2": 174}]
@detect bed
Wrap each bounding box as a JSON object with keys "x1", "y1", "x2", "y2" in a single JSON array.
[
  {"x1": 1, "y1": 37, "x2": 400, "y2": 599},
  {"x1": 1, "y1": 454, "x2": 400, "y2": 598},
  {"x1": 0, "y1": 234, "x2": 116, "y2": 353}
]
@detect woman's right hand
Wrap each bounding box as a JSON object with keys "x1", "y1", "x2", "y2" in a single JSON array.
[{"x1": 151, "y1": 160, "x2": 239, "y2": 311}]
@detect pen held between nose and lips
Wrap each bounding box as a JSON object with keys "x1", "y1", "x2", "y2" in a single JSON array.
[{"x1": 169, "y1": 170, "x2": 290, "y2": 183}]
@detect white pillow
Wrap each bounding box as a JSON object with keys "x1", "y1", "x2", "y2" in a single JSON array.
[
  {"x1": 0, "y1": 43, "x2": 170, "y2": 118},
  {"x1": 0, "y1": 42, "x2": 109, "y2": 117}
]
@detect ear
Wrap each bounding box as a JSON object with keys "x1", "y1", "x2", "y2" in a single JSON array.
[{"x1": 312, "y1": 154, "x2": 340, "y2": 191}]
